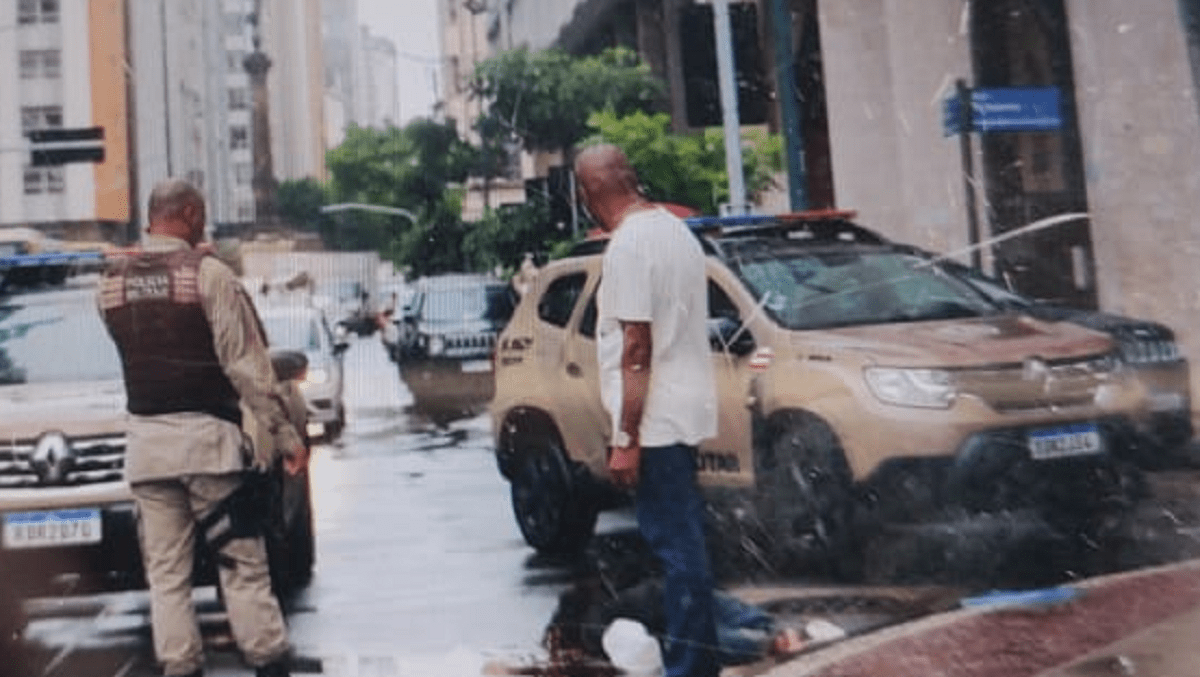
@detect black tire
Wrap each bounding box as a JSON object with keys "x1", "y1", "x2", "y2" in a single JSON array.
[
  {"x1": 267, "y1": 475, "x2": 316, "y2": 600},
  {"x1": 509, "y1": 435, "x2": 598, "y2": 554},
  {"x1": 754, "y1": 411, "x2": 860, "y2": 578}
]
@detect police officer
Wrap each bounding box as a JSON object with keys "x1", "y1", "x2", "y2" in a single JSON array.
[{"x1": 99, "y1": 179, "x2": 307, "y2": 677}]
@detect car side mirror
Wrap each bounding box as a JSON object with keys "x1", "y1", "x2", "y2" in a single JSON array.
[
  {"x1": 708, "y1": 317, "x2": 755, "y2": 356},
  {"x1": 270, "y1": 349, "x2": 308, "y2": 382}
]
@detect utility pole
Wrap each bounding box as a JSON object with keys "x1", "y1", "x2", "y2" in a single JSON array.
[
  {"x1": 246, "y1": 0, "x2": 277, "y2": 228},
  {"x1": 711, "y1": 0, "x2": 748, "y2": 215}
]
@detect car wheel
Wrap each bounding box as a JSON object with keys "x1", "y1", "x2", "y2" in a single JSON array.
[
  {"x1": 266, "y1": 474, "x2": 315, "y2": 601},
  {"x1": 509, "y1": 435, "x2": 597, "y2": 554},
  {"x1": 754, "y1": 411, "x2": 860, "y2": 579}
]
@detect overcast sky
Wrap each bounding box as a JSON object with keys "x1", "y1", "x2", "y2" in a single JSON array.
[{"x1": 358, "y1": 0, "x2": 441, "y2": 125}]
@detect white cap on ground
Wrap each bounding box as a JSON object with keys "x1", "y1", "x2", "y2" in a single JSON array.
[
  {"x1": 602, "y1": 618, "x2": 663, "y2": 677},
  {"x1": 804, "y1": 619, "x2": 847, "y2": 643}
]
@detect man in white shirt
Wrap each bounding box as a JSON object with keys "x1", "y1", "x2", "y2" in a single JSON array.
[{"x1": 575, "y1": 144, "x2": 719, "y2": 677}]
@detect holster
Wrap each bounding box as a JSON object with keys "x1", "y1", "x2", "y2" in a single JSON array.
[{"x1": 196, "y1": 471, "x2": 276, "y2": 569}]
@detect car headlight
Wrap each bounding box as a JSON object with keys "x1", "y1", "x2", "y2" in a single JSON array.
[
  {"x1": 427, "y1": 335, "x2": 446, "y2": 356},
  {"x1": 864, "y1": 367, "x2": 956, "y2": 409},
  {"x1": 303, "y1": 367, "x2": 329, "y2": 387}
]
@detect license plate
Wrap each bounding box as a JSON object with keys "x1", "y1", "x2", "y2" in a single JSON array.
[
  {"x1": 3, "y1": 509, "x2": 103, "y2": 549},
  {"x1": 1027, "y1": 424, "x2": 1103, "y2": 460},
  {"x1": 461, "y1": 359, "x2": 492, "y2": 373}
]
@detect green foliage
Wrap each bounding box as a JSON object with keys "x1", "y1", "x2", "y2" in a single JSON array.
[
  {"x1": 585, "y1": 110, "x2": 784, "y2": 214},
  {"x1": 462, "y1": 201, "x2": 577, "y2": 274},
  {"x1": 276, "y1": 178, "x2": 330, "y2": 232},
  {"x1": 319, "y1": 120, "x2": 481, "y2": 275},
  {"x1": 471, "y1": 46, "x2": 664, "y2": 153}
]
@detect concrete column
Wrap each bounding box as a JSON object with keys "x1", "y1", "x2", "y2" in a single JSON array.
[{"x1": 1066, "y1": 0, "x2": 1200, "y2": 388}]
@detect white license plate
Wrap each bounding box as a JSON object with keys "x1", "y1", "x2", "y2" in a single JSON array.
[
  {"x1": 1027, "y1": 424, "x2": 1103, "y2": 460},
  {"x1": 461, "y1": 359, "x2": 492, "y2": 373},
  {"x1": 3, "y1": 509, "x2": 103, "y2": 549}
]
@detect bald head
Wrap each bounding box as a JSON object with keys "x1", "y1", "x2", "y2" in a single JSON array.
[
  {"x1": 147, "y1": 179, "x2": 206, "y2": 245},
  {"x1": 574, "y1": 144, "x2": 645, "y2": 233}
]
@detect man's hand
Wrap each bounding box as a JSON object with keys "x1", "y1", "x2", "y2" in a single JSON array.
[
  {"x1": 284, "y1": 444, "x2": 310, "y2": 475},
  {"x1": 608, "y1": 443, "x2": 641, "y2": 489}
]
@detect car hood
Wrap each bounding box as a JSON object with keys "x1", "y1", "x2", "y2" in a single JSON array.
[
  {"x1": 1023, "y1": 305, "x2": 1176, "y2": 341},
  {"x1": 804, "y1": 313, "x2": 1114, "y2": 367},
  {"x1": 0, "y1": 380, "x2": 128, "y2": 438}
]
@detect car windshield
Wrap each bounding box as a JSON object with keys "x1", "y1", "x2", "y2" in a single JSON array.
[
  {"x1": 260, "y1": 314, "x2": 323, "y2": 352},
  {"x1": 729, "y1": 247, "x2": 1001, "y2": 330},
  {"x1": 422, "y1": 284, "x2": 514, "y2": 324},
  {"x1": 0, "y1": 287, "x2": 123, "y2": 385}
]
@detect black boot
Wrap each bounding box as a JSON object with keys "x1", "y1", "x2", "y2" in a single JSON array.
[{"x1": 255, "y1": 658, "x2": 290, "y2": 677}]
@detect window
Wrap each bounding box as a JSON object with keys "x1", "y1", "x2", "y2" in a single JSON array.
[
  {"x1": 18, "y1": 0, "x2": 58, "y2": 24},
  {"x1": 185, "y1": 169, "x2": 205, "y2": 190},
  {"x1": 224, "y1": 12, "x2": 245, "y2": 36},
  {"x1": 228, "y1": 87, "x2": 250, "y2": 110},
  {"x1": 227, "y1": 51, "x2": 246, "y2": 73},
  {"x1": 18, "y1": 50, "x2": 59, "y2": 79},
  {"x1": 230, "y1": 126, "x2": 249, "y2": 150},
  {"x1": 41, "y1": 50, "x2": 59, "y2": 78},
  {"x1": 20, "y1": 105, "x2": 63, "y2": 132},
  {"x1": 17, "y1": 0, "x2": 36, "y2": 24},
  {"x1": 18, "y1": 51, "x2": 38, "y2": 79},
  {"x1": 23, "y1": 166, "x2": 63, "y2": 195},
  {"x1": 537, "y1": 272, "x2": 587, "y2": 328},
  {"x1": 23, "y1": 168, "x2": 43, "y2": 195},
  {"x1": 235, "y1": 162, "x2": 253, "y2": 185}
]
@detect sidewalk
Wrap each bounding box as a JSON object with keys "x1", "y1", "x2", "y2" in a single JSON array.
[{"x1": 758, "y1": 558, "x2": 1200, "y2": 677}]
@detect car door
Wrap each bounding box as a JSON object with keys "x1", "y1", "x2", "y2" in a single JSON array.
[
  {"x1": 698, "y1": 264, "x2": 757, "y2": 488},
  {"x1": 559, "y1": 266, "x2": 618, "y2": 477}
]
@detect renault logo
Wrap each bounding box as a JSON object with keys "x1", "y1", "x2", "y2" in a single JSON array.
[
  {"x1": 32, "y1": 432, "x2": 74, "y2": 485},
  {"x1": 1022, "y1": 357, "x2": 1048, "y2": 381}
]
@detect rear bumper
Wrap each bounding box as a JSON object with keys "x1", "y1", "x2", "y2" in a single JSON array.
[{"x1": 399, "y1": 358, "x2": 495, "y2": 415}]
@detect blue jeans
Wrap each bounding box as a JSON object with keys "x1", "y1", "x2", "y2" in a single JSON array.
[{"x1": 636, "y1": 444, "x2": 720, "y2": 677}]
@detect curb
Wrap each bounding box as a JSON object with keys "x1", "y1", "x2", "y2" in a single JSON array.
[{"x1": 761, "y1": 558, "x2": 1200, "y2": 677}]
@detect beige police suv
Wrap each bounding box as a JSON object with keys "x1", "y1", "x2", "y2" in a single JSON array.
[{"x1": 490, "y1": 213, "x2": 1153, "y2": 569}]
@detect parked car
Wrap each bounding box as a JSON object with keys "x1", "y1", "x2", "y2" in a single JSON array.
[
  {"x1": 0, "y1": 280, "x2": 314, "y2": 598},
  {"x1": 392, "y1": 274, "x2": 517, "y2": 423},
  {"x1": 258, "y1": 304, "x2": 349, "y2": 440},
  {"x1": 490, "y1": 212, "x2": 1149, "y2": 573},
  {"x1": 924, "y1": 254, "x2": 1193, "y2": 467}
]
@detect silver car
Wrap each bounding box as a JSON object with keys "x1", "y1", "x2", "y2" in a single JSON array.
[{"x1": 258, "y1": 304, "x2": 349, "y2": 440}]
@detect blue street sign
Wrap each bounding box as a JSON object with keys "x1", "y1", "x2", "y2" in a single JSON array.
[{"x1": 943, "y1": 87, "x2": 1062, "y2": 136}]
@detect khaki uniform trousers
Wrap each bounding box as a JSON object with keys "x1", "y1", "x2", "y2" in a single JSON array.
[{"x1": 133, "y1": 473, "x2": 289, "y2": 676}]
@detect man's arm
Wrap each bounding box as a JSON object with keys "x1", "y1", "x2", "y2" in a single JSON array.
[
  {"x1": 609, "y1": 320, "x2": 651, "y2": 489},
  {"x1": 200, "y1": 258, "x2": 307, "y2": 472}
]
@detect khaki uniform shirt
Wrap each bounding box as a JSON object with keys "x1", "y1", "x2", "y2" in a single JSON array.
[{"x1": 103, "y1": 234, "x2": 304, "y2": 483}]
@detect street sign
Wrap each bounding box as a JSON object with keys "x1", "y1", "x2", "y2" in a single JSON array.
[
  {"x1": 943, "y1": 87, "x2": 1062, "y2": 135},
  {"x1": 26, "y1": 126, "x2": 105, "y2": 166}
]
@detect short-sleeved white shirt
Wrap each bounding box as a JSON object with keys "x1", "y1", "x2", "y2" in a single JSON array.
[{"x1": 597, "y1": 207, "x2": 717, "y2": 447}]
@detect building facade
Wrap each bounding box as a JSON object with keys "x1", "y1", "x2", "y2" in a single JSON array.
[
  {"x1": 0, "y1": 0, "x2": 132, "y2": 242},
  {"x1": 264, "y1": 0, "x2": 328, "y2": 183},
  {"x1": 358, "y1": 26, "x2": 399, "y2": 129}
]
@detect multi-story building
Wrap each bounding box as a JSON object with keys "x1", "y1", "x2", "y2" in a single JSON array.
[
  {"x1": 358, "y1": 26, "x2": 399, "y2": 129},
  {"x1": 497, "y1": 0, "x2": 1200, "y2": 411},
  {"x1": 437, "y1": 0, "x2": 492, "y2": 142},
  {"x1": 0, "y1": 0, "x2": 132, "y2": 242},
  {"x1": 263, "y1": 0, "x2": 327, "y2": 183}
]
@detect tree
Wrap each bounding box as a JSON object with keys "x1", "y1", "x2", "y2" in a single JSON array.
[
  {"x1": 277, "y1": 178, "x2": 330, "y2": 233},
  {"x1": 585, "y1": 110, "x2": 783, "y2": 215},
  {"x1": 321, "y1": 120, "x2": 477, "y2": 268},
  {"x1": 471, "y1": 46, "x2": 665, "y2": 154}
]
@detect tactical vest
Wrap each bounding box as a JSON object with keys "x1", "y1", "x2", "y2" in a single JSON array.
[{"x1": 100, "y1": 248, "x2": 242, "y2": 425}]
